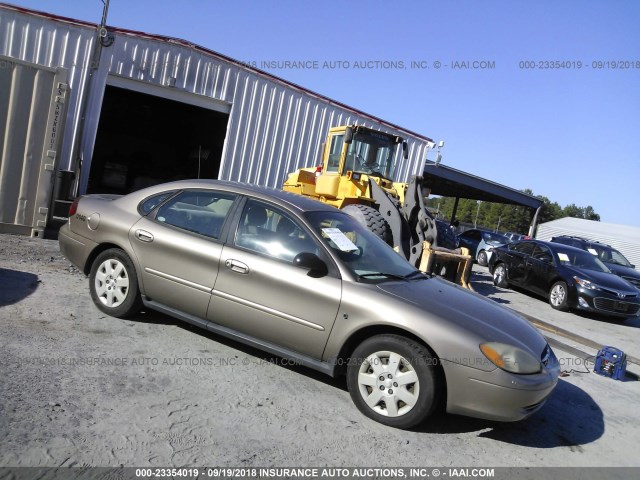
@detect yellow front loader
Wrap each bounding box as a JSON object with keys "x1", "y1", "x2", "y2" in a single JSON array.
[
  {"x1": 283, "y1": 125, "x2": 441, "y2": 268},
  {"x1": 283, "y1": 125, "x2": 473, "y2": 287}
]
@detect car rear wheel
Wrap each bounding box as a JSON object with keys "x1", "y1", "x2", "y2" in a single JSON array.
[
  {"x1": 549, "y1": 281, "x2": 569, "y2": 311},
  {"x1": 347, "y1": 335, "x2": 439, "y2": 429},
  {"x1": 89, "y1": 248, "x2": 141, "y2": 318},
  {"x1": 492, "y1": 263, "x2": 509, "y2": 288},
  {"x1": 477, "y1": 250, "x2": 488, "y2": 266}
]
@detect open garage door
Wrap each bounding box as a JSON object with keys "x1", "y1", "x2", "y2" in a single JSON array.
[{"x1": 88, "y1": 83, "x2": 229, "y2": 194}]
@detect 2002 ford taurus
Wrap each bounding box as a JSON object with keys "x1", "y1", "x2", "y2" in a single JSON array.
[{"x1": 59, "y1": 180, "x2": 559, "y2": 429}]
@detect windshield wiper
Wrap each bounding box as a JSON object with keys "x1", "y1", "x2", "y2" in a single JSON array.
[
  {"x1": 402, "y1": 270, "x2": 427, "y2": 280},
  {"x1": 358, "y1": 271, "x2": 426, "y2": 281},
  {"x1": 358, "y1": 272, "x2": 407, "y2": 280}
]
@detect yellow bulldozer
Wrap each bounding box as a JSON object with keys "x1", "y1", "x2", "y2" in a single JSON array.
[{"x1": 283, "y1": 124, "x2": 473, "y2": 288}]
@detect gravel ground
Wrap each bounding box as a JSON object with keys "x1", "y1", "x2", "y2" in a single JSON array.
[{"x1": 1, "y1": 233, "x2": 640, "y2": 468}]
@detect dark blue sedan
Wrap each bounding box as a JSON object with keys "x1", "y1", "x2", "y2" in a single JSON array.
[{"x1": 488, "y1": 240, "x2": 640, "y2": 319}]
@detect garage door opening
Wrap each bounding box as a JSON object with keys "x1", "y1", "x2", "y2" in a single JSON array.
[{"x1": 88, "y1": 85, "x2": 228, "y2": 194}]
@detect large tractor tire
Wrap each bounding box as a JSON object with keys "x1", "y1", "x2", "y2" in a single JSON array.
[{"x1": 342, "y1": 204, "x2": 392, "y2": 244}]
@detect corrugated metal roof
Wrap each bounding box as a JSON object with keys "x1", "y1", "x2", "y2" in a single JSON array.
[{"x1": 536, "y1": 217, "x2": 640, "y2": 270}]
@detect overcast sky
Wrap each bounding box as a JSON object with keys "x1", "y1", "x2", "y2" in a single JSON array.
[{"x1": 12, "y1": 0, "x2": 640, "y2": 227}]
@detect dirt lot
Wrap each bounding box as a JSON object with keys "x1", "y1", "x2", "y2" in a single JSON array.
[{"x1": 1, "y1": 233, "x2": 640, "y2": 468}]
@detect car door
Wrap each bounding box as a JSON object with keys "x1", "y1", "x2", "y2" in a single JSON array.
[
  {"x1": 457, "y1": 230, "x2": 481, "y2": 254},
  {"x1": 208, "y1": 199, "x2": 342, "y2": 359},
  {"x1": 129, "y1": 189, "x2": 238, "y2": 319},
  {"x1": 504, "y1": 242, "x2": 536, "y2": 285},
  {"x1": 526, "y1": 244, "x2": 556, "y2": 295}
]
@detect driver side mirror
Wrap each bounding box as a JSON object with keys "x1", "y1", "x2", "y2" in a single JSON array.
[{"x1": 293, "y1": 252, "x2": 328, "y2": 277}]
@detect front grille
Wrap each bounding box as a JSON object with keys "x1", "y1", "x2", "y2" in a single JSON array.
[
  {"x1": 593, "y1": 297, "x2": 640, "y2": 315},
  {"x1": 600, "y1": 287, "x2": 637, "y2": 298},
  {"x1": 622, "y1": 276, "x2": 640, "y2": 288}
]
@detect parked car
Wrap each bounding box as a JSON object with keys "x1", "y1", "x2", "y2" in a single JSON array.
[
  {"x1": 456, "y1": 229, "x2": 511, "y2": 266},
  {"x1": 489, "y1": 239, "x2": 640, "y2": 319},
  {"x1": 551, "y1": 235, "x2": 640, "y2": 290},
  {"x1": 59, "y1": 180, "x2": 559, "y2": 428}
]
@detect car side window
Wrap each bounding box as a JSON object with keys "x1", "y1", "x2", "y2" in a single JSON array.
[
  {"x1": 234, "y1": 200, "x2": 319, "y2": 262},
  {"x1": 532, "y1": 245, "x2": 553, "y2": 263},
  {"x1": 510, "y1": 242, "x2": 535, "y2": 256},
  {"x1": 139, "y1": 191, "x2": 175, "y2": 215},
  {"x1": 155, "y1": 190, "x2": 236, "y2": 239}
]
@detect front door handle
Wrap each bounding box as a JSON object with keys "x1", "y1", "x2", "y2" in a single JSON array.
[
  {"x1": 135, "y1": 229, "x2": 154, "y2": 242},
  {"x1": 225, "y1": 259, "x2": 249, "y2": 274}
]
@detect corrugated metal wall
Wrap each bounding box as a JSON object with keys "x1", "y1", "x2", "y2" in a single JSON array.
[
  {"x1": 97, "y1": 32, "x2": 432, "y2": 190},
  {"x1": 0, "y1": 4, "x2": 433, "y2": 214},
  {"x1": 536, "y1": 218, "x2": 640, "y2": 272}
]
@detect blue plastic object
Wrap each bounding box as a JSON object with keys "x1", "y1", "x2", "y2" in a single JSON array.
[{"x1": 593, "y1": 346, "x2": 627, "y2": 380}]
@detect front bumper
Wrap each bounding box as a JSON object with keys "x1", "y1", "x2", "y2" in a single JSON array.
[
  {"x1": 443, "y1": 351, "x2": 560, "y2": 422},
  {"x1": 574, "y1": 287, "x2": 640, "y2": 318}
]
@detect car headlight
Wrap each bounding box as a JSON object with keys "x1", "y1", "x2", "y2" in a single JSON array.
[
  {"x1": 480, "y1": 342, "x2": 542, "y2": 374},
  {"x1": 573, "y1": 276, "x2": 599, "y2": 290}
]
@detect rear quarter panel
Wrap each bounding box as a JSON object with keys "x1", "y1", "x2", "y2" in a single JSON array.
[{"x1": 67, "y1": 195, "x2": 143, "y2": 282}]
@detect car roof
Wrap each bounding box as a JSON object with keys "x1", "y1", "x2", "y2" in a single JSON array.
[
  {"x1": 552, "y1": 235, "x2": 613, "y2": 248},
  {"x1": 516, "y1": 239, "x2": 589, "y2": 254},
  {"x1": 118, "y1": 179, "x2": 340, "y2": 214}
]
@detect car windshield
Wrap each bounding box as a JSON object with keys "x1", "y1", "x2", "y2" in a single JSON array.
[
  {"x1": 304, "y1": 210, "x2": 420, "y2": 282},
  {"x1": 482, "y1": 232, "x2": 509, "y2": 244},
  {"x1": 587, "y1": 244, "x2": 634, "y2": 267},
  {"x1": 342, "y1": 131, "x2": 398, "y2": 180},
  {"x1": 554, "y1": 247, "x2": 611, "y2": 273}
]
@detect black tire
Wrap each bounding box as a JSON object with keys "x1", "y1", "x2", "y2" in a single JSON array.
[
  {"x1": 492, "y1": 262, "x2": 509, "y2": 288},
  {"x1": 477, "y1": 250, "x2": 488, "y2": 267},
  {"x1": 89, "y1": 248, "x2": 142, "y2": 318},
  {"x1": 549, "y1": 281, "x2": 570, "y2": 311},
  {"x1": 342, "y1": 204, "x2": 391, "y2": 244},
  {"x1": 347, "y1": 334, "x2": 440, "y2": 429}
]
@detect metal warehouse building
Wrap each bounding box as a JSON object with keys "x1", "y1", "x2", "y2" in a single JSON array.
[
  {"x1": 535, "y1": 217, "x2": 640, "y2": 271},
  {"x1": 0, "y1": 3, "x2": 435, "y2": 237}
]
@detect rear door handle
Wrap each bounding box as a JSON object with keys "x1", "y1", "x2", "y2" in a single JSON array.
[
  {"x1": 135, "y1": 229, "x2": 154, "y2": 242},
  {"x1": 225, "y1": 259, "x2": 249, "y2": 274}
]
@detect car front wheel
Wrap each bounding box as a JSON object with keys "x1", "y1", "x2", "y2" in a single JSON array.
[
  {"x1": 549, "y1": 281, "x2": 569, "y2": 311},
  {"x1": 89, "y1": 248, "x2": 142, "y2": 318},
  {"x1": 477, "y1": 250, "x2": 488, "y2": 266},
  {"x1": 347, "y1": 335, "x2": 439, "y2": 429},
  {"x1": 492, "y1": 263, "x2": 509, "y2": 288}
]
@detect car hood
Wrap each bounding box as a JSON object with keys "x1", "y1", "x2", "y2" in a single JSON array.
[
  {"x1": 484, "y1": 239, "x2": 506, "y2": 247},
  {"x1": 565, "y1": 266, "x2": 639, "y2": 295},
  {"x1": 605, "y1": 263, "x2": 640, "y2": 280},
  {"x1": 376, "y1": 277, "x2": 547, "y2": 355}
]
